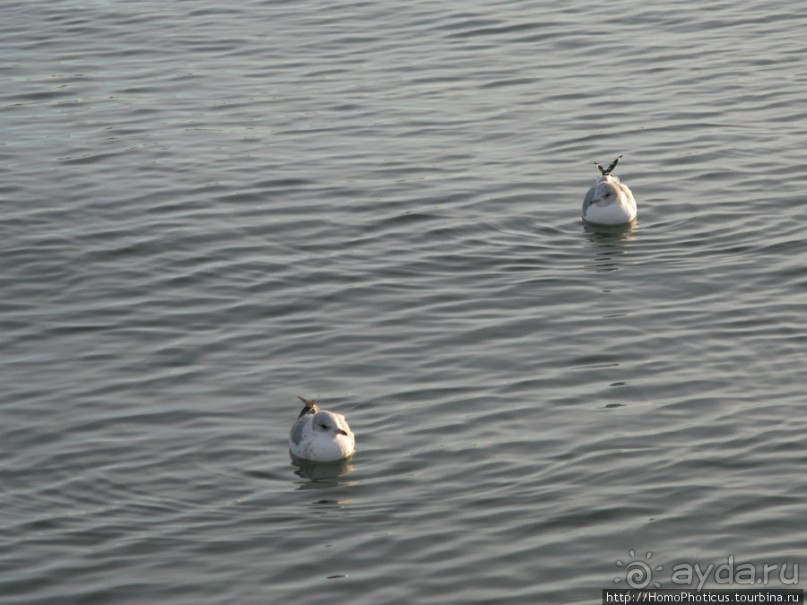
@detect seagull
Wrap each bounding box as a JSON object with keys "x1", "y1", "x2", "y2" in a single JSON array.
[
  {"x1": 582, "y1": 155, "x2": 637, "y2": 225},
  {"x1": 289, "y1": 396, "x2": 355, "y2": 462}
]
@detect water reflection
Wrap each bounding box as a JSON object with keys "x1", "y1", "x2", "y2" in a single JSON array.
[
  {"x1": 291, "y1": 455, "x2": 356, "y2": 484},
  {"x1": 290, "y1": 456, "x2": 358, "y2": 510},
  {"x1": 581, "y1": 220, "x2": 637, "y2": 273}
]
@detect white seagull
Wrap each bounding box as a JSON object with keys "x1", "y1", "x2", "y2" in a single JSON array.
[
  {"x1": 581, "y1": 155, "x2": 637, "y2": 225},
  {"x1": 289, "y1": 396, "x2": 356, "y2": 462}
]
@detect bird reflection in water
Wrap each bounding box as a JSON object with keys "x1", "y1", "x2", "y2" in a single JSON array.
[
  {"x1": 582, "y1": 220, "x2": 637, "y2": 274},
  {"x1": 292, "y1": 454, "x2": 357, "y2": 488},
  {"x1": 291, "y1": 456, "x2": 357, "y2": 509}
]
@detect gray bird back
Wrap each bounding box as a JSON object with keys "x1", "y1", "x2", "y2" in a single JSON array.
[{"x1": 290, "y1": 417, "x2": 307, "y2": 445}]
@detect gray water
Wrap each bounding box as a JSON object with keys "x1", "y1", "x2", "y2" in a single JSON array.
[{"x1": 3, "y1": 1, "x2": 807, "y2": 603}]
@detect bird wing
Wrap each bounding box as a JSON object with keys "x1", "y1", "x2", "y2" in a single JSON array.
[
  {"x1": 617, "y1": 181, "x2": 634, "y2": 200},
  {"x1": 604, "y1": 155, "x2": 622, "y2": 175},
  {"x1": 582, "y1": 185, "x2": 596, "y2": 212},
  {"x1": 289, "y1": 416, "x2": 308, "y2": 445},
  {"x1": 296, "y1": 395, "x2": 320, "y2": 418}
]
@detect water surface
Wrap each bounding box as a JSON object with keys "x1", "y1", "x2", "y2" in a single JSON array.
[{"x1": 2, "y1": 1, "x2": 807, "y2": 603}]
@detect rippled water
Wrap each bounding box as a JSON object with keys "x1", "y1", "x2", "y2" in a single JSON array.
[{"x1": 3, "y1": 1, "x2": 807, "y2": 603}]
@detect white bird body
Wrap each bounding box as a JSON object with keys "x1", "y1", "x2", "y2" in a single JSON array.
[
  {"x1": 582, "y1": 156, "x2": 637, "y2": 225},
  {"x1": 289, "y1": 396, "x2": 355, "y2": 462}
]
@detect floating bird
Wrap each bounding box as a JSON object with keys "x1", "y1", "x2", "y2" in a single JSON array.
[
  {"x1": 289, "y1": 396, "x2": 355, "y2": 462},
  {"x1": 582, "y1": 155, "x2": 637, "y2": 225}
]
